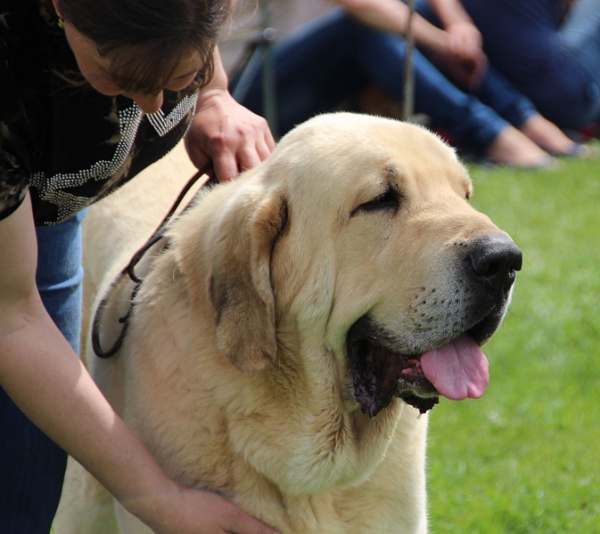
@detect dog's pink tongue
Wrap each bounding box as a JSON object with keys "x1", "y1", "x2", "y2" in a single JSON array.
[{"x1": 420, "y1": 335, "x2": 489, "y2": 401}]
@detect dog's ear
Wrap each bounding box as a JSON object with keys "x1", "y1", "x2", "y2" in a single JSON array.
[{"x1": 209, "y1": 192, "x2": 288, "y2": 373}]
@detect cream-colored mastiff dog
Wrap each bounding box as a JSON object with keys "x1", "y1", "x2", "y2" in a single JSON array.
[{"x1": 56, "y1": 113, "x2": 522, "y2": 533}]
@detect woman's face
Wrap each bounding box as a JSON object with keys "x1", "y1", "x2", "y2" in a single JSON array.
[{"x1": 62, "y1": 21, "x2": 204, "y2": 114}]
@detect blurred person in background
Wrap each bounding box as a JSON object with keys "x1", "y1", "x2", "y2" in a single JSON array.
[
  {"x1": 459, "y1": 0, "x2": 600, "y2": 134},
  {"x1": 226, "y1": 0, "x2": 591, "y2": 167}
]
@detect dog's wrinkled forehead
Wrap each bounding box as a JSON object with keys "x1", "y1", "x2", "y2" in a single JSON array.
[{"x1": 270, "y1": 113, "x2": 472, "y2": 201}]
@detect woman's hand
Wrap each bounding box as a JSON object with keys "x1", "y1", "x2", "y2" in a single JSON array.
[
  {"x1": 185, "y1": 88, "x2": 275, "y2": 182},
  {"x1": 423, "y1": 0, "x2": 488, "y2": 89},
  {"x1": 184, "y1": 47, "x2": 275, "y2": 182},
  {"x1": 444, "y1": 21, "x2": 487, "y2": 89},
  {"x1": 128, "y1": 483, "x2": 281, "y2": 534}
]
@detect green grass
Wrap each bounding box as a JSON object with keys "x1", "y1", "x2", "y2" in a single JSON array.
[{"x1": 426, "y1": 155, "x2": 600, "y2": 533}]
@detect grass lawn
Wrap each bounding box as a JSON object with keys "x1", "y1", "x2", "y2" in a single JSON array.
[{"x1": 426, "y1": 155, "x2": 600, "y2": 533}]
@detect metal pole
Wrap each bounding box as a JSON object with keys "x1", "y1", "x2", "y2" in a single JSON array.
[
  {"x1": 403, "y1": 0, "x2": 416, "y2": 121},
  {"x1": 259, "y1": 0, "x2": 279, "y2": 139}
]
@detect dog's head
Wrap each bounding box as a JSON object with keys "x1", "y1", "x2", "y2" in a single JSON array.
[{"x1": 174, "y1": 113, "x2": 521, "y2": 420}]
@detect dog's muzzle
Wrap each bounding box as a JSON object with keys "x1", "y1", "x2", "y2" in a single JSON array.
[{"x1": 347, "y1": 233, "x2": 522, "y2": 417}]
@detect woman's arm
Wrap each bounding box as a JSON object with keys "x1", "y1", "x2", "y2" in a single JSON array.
[
  {"x1": 0, "y1": 194, "x2": 279, "y2": 534},
  {"x1": 336, "y1": 0, "x2": 449, "y2": 52},
  {"x1": 336, "y1": 0, "x2": 486, "y2": 88},
  {"x1": 184, "y1": 47, "x2": 276, "y2": 182},
  {"x1": 427, "y1": 0, "x2": 475, "y2": 29}
]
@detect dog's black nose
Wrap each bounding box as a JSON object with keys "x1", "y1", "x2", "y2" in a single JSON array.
[{"x1": 469, "y1": 234, "x2": 523, "y2": 292}]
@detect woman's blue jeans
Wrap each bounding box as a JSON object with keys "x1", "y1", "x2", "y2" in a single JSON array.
[
  {"x1": 234, "y1": 8, "x2": 537, "y2": 153},
  {"x1": 0, "y1": 210, "x2": 85, "y2": 533},
  {"x1": 461, "y1": 0, "x2": 600, "y2": 128}
]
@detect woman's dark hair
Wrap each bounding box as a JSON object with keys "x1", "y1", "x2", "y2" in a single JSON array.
[{"x1": 57, "y1": 0, "x2": 233, "y2": 94}]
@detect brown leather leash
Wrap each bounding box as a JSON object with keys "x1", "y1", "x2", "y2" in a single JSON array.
[{"x1": 92, "y1": 163, "x2": 217, "y2": 358}]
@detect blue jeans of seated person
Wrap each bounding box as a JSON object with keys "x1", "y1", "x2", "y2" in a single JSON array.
[
  {"x1": 233, "y1": 8, "x2": 537, "y2": 154},
  {"x1": 0, "y1": 209, "x2": 85, "y2": 533},
  {"x1": 561, "y1": 0, "x2": 600, "y2": 90},
  {"x1": 460, "y1": 0, "x2": 600, "y2": 128}
]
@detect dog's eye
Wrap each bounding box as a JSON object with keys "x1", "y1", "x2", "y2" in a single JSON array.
[{"x1": 352, "y1": 187, "x2": 400, "y2": 216}]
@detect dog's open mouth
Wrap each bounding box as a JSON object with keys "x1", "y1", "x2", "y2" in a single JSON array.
[{"x1": 347, "y1": 318, "x2": 492, "y2": 417}]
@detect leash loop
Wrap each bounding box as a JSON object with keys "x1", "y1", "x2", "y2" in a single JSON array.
[{"x1": 92, "y1": 163, "x2": 216, "y2": 358}]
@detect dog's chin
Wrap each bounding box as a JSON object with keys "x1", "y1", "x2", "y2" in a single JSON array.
[{"x1": 346, "y1": 311, "x2": 504, "y2": 418}]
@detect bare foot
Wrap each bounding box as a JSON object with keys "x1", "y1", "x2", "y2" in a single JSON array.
[
  {"x1": 520, "y1": 114, "x2": 581, "y2": 156},
  {"x1": 487, "y1": 126, "x2": 557, "y2": 168}
]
